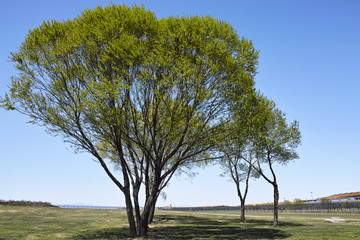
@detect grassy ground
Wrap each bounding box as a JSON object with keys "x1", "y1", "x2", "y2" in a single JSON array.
[{"x1": 1, "y1": 206, "x2": 360, "y2": 239}]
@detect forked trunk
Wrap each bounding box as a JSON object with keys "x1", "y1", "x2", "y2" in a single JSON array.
[
  {"x1": 138, "y1": 200, "x2": 154, "y2": 236},
  {"x1": 138, "y1": 180, "x2": 161, "y2": 237}
]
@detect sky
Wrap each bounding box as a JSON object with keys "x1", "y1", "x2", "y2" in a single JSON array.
[{"x1": 0, "y1": 0, "x2": 359, "y2": 207}]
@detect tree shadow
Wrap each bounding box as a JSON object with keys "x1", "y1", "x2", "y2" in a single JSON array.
[
  {"x1": 70, "y1": 227, "x2": 129, "y2": 240},
  {"x1": 246, "y1": 218, "x2": 309, "y2": 227},
  {"x1": 70, "y1": 214, "x2": 304, "y2": 239},
  {"x1": 148, "y1": 215, "x2": 293, "y2": 239}
]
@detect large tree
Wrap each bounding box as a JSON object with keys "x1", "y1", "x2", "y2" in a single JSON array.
[{"x1": 1, "y1": 4, "x2": 258, "y2": 237}]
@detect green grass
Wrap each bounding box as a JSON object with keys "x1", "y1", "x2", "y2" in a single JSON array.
[{"x1": 1, "y1": 206, "x2": 360, "y2": 239}]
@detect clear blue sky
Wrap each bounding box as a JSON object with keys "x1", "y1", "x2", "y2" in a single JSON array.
[{"x1": 1, "y1": 0, "x2": 359, "y2": 207}]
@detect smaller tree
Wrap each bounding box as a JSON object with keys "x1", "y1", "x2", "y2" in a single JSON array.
[
  {"x1": 217, "y1": 99, "x2": 260, "y2": 223},
  {"x1": 218, "y1": 146, "x2": 258, "y2": 223},
  {"x1": 227, "y1": 93, "x2": 301, "y2": 226}
]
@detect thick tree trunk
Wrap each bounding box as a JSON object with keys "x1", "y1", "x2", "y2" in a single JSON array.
[
  {"x1": 138, "y1": 180, "x2": 161, "y2": 237},
  {"x1": 240, "y1": 199, "x2": 246, "y2": 223},
  {"x1": 148, "y1": 192, "x2": 160, "y2": 224},
  {"x1": 148, "y1": 198, "x2": 156, "y2": 224},
  {"x1": 139, "y1": 217, "x2": 149, "y2": 236},
  {"x1": 138, "y1": 202, "x2": 152, "y2": 236},
  {"x1": 273, "y1": 182, "x2": 279, "y2": 226}
]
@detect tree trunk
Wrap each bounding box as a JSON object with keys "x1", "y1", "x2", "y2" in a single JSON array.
[
  {"x1": 240, "y1": 199, "x2": 246, "y2": 223},
  {"x1": 138, "y1": 179, "x2": 161, "y2": 237},
  {"x1": 132, "y1": 185, "x2": 141, "y2": 235},
  {"x1": 273, "y1": 182, "x2": 279, "y2": 226},
  {"x1": 139, "y1": 217, "x2": 149, "y2": 237},
  {"x1": 138, "y1": 201, "x2": 153, "y2": 236},
  {"x1": 96, "y1": 154, "x2": 138, "y2": 237},
  {"x1": 148, "y1": 192, "x2": 160, "y2": 224},
  {"x1": 124, "y1": 189, "x2": 137, "y2": 237},
  {"x1": 148, "y1": 198, "x2": 156, "y2": 224}
]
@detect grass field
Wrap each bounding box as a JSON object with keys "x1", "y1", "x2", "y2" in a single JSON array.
[{"x1": 1, "y1": 206, "x2": 360, "y2": 239}]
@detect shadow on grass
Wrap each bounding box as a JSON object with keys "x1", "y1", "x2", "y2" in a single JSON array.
[
  {"x1": 71, "y1": 215, "x2": 302, "y2": 239},
  {"x1": 70, "y1": 227, "x2": 129, "y2": 240},
  {"x1": 149, "y1": 215, "x2": 293, "y2": 239},
  {"x1": 246, "y1": 219, "x2": 308, "y2": 227}
]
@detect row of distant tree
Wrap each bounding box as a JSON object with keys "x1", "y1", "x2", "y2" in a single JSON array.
[{"x1": 0, "y1": 200, "x2": 55, "y2": 207}]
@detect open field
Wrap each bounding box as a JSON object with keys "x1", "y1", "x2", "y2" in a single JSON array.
[{"x1": 1, "y1": 206, "x2": 360, "y2": 239}]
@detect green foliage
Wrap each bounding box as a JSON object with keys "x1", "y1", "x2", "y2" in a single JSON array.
[
  {"x1": 223, "y1": 90, "x2": 301, "y2": 172},
  {"x1": 221, "y1": 90, "x2": 301, "y2": 181},
  {"x1": 2, "y1": 3, "x2": 257, "y2": 162},
  {"x1": 252, "y1": 96, "x2": 301, "y2": 167}
]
